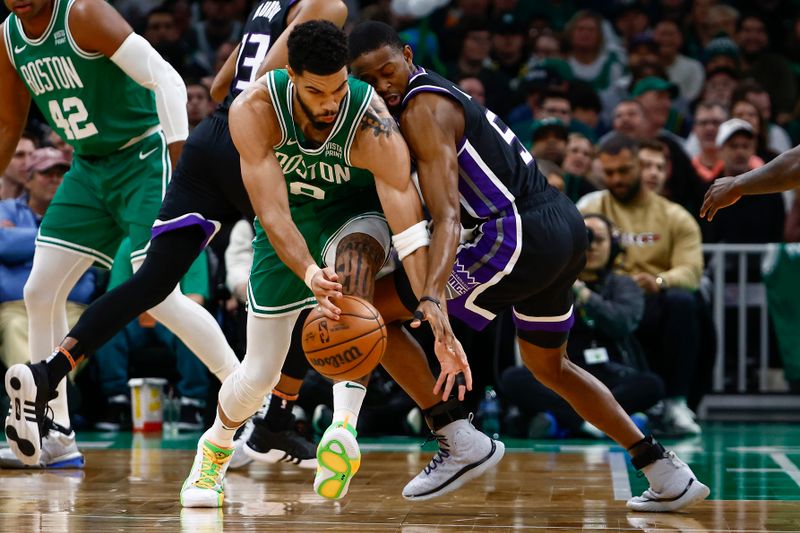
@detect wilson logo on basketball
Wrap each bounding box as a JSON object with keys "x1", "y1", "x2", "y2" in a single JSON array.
[{"x1": 308, "y1": 346, "x2": 363, "y2": 369}]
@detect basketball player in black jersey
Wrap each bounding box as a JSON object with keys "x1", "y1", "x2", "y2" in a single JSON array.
[
  {"x1": 348, "y1": 22, "x2": 710, "y2": 511},
  {"x1": 3, "y1": 0, "x2": 346, "y2": 469}
]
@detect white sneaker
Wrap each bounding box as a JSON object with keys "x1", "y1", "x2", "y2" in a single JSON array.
[
  {"x1": 664, "y1": 399, "x2": 701, "y2": 436},
  {"x1": 313, "y1": 422, "x2": 360, "y2": 500},
  {"x1": 0, "y1": 418, "x2": 83, "y2": 469},
  {"x1": 627, "y1": 451, "x2": 710, "y2": 512},
  {"x1": 228, "y1": 419, "x2": 255, "y2": 470},
  {"x1": 227, "y1": 397, "x2": 269, "y2": 470},
  {"x1": 402, "y1": 418, "x2": 505, "y2": 501},
  {"x1": 180, "y1": 435, "x2": 234, "y2": 508}
]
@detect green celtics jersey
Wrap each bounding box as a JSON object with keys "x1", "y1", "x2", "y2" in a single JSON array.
[
  {"x1": 264, "y1": 69, "x2": 378, "y2": 214},
  {"x1": 3, "y1": 0, "x2": 159, "y2": 157}
]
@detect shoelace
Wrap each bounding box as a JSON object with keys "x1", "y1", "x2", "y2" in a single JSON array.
[
  {"x1": 41, "y1": 405, "x2": 55, "y2": 432},
  {"x1": 421, "y1": 433, "x2": 451, "y2": 475},
  {"x1": 194, "y1": 446, "x2": 229, "y2": 490}
]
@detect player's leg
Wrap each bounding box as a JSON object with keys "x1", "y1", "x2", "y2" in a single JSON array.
[
  {"x1": 516, "y1": 332, "x2": 709, "y2": 511},
  {"x1": 241, "y1": 312, "x2": 317, "y2": 469},
  {"x1": 374, "y1": 273, "x2": 504, "y2": 501},
  {"x1": 121, "y1": 128, "x2": 240, "y2": 383},
  {"x1": 24, "y1": 133, "x2": 240, "y2": 387},
  {"x1": 130, "y1": 247, "x2": 240, "y2": 382},
  {"x1": 2, "y1": 246, "x2": 93, "y2": 468},
  {"x1": 4, "y1": 156, "x2": 110, "y2": 466},
  {"x1": 182, "y1": 230, "x2": 321, "y2": 506},
  {"x1": 4, "y1": 131, "x2": 237, "y2": 463},
  {"x1": 512, "y1": 196, "x2": 708, "y2": 511},
  {"x1": 314, "y1": 219, "x2": 389, "y2": 499},
  {"x1": 12, "y1": 226, "x2": 237, "y2": 457},
  {"x1": 181, "y1": 309, "x2": 300, "y2": 508}
]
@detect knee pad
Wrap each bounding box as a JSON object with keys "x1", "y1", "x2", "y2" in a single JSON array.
[{"x1": 219, "y1": 365, "x2": 279, "y2": 422}]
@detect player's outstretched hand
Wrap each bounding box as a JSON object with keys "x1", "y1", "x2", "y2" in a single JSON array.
[
  {"x1": 310, "y1": 266, "x2": 342, "y2": 320},
  {"x1": 411, "y1": 300, "x2": 473, "y2": 400},
  {"x1": 700, "y1": 176, "x2": 741, "y2": 221}
]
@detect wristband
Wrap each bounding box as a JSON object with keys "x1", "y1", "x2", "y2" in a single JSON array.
[
  {"x1": 304, "y1": 264, "x2": 321, "y2": 289},
  {"x1": 420, "y1": 295, "x2": 441, "y2": 308}
]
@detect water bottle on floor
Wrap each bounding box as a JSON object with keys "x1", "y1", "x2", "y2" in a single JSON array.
[{"x1": 478, "y1": 386, "x2": 501, "y2": 439}]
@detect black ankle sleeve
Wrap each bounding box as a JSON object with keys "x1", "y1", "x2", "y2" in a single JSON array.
[
  {"x1": 423, "y1": 398, "x2": 466, "y2": 432},
  {"x1": 629, "y1": 435, "x2": 667, "y2": 470}
]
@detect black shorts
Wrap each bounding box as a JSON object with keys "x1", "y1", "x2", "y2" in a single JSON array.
[
  {"x1": 153, "y1": 111, "x2": 253, "y2": 246},
  {"x1": 397, "y1": 187, "x2": 587, "y2": 347}
]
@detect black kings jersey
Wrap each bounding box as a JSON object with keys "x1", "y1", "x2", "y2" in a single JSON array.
[
  {"x1": 220, "y1": 0, "x2": 297, "y2": 111},
  {"x1": 401, "y1": 68, "x2": 548, "y2": 226}
]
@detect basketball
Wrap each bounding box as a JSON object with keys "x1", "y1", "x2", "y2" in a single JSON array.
[{"x1": 301, "y1": 295, "x2": 387, "y2": 381}]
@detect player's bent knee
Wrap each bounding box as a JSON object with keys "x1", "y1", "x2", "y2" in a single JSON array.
[
  {"x1": 23, "y1": 276, "x2": 61, "y2": 312},
  {"x1": 518, "y1": 335, "x2": 569, "y2": 385}
]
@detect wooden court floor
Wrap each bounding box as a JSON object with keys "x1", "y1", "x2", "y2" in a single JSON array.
[{"x1": 1, "y1": 422, "x2": 799, "y2": 532}]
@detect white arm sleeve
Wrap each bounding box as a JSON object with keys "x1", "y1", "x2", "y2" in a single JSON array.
[{"x1": 110, "y1": 33, "x2": 188, "y2": 144}]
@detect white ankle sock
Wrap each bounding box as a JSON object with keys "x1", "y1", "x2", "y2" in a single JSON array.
[
  {"x1": 203, "y1": 415, "x2": 239, "y2": 448},
  {"x1": 332, "y1": 381, "x2": 366, "y2": 428}
]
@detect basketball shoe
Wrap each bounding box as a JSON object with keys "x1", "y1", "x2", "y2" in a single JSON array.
[
  {"x1": 227, "y1": 397, "x2": 269, "y2": 470},
  {"x1": 245, "y1": 415, "x2": 317, "y2": 468},
  {"x1": 627, "y1": 442, "x2": 710, "y2": 512},
  {"x1": 228, "y1": 419, "x2": 255, "y2": 470},
  {"x1": 4, "y1": 362, "x2": 52, "y2": 466},
  {"x1": 402, "y1": 418, "x2": 505, "y2": 501},
  {"x1": 0, "y1": 417, "x2": 84, "y2": 469},
  {"x1": 180, "y1": 434, "x2": 234, "y2": 508},
  {"x1": 662, "y1": 399, "x2": 701, "y2": 436},
  {"x1": 313, "y1": 421, "x2": 360, "y2": 499}
]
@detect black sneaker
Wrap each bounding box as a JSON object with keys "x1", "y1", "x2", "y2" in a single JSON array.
[
  {"x1": 4, "y1": 362, "x2": 51, "y2": 466},
  {"x1": 95, "y1": 395, "x2": 131, "y2": 432},
  {"x1": 244, "y1": 416, "x2": 318, "y2": 469},
  {"x1": 177, "y1": 397, "x2": 206, "y2": 432}
]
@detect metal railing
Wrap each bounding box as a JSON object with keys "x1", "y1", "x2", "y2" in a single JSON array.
[{"x1": 704, "y1": 243, "x2": 772, "y2": 393}]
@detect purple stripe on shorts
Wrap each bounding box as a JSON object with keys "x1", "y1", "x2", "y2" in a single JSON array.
[
  {"x1": 152, "y1": 214, "x2": 218, "y2": 250},
  {"x1": 445, "y1": 212, "x2": 520, "y2": 331},
  {"x1": 447, "y1": 295, "x2": 493, "y2": 331},
  {"x1": 462, "y1": 213, "x2": 517, "y2": 278},
  {"x1": 513, "y1": 311, "x2": 575, "y2": 333}
]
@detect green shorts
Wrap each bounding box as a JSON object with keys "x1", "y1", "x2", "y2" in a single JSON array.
[
  {"x1": 248, "y1": 200, "x2": 390, "y2": 317},
  {"x1": 36, "y1": 130, "x2": 170, "y2": 268}
]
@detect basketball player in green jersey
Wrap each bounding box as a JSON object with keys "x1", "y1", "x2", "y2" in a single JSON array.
[
  {"x1": 0, "y1": 0, "x2": 241, "y2": 467},
  {"x1": 180, "y1": 20, "x2": 466, "y2": 507}
]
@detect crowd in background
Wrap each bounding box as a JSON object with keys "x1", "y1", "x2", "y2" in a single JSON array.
[{"x1": 3, "y1": 0, "x2": 800, "y2": 442}]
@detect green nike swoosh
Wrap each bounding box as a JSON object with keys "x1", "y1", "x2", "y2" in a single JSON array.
[{"x1": 344, "y1": 383, "x2": 366, "y2": 391}]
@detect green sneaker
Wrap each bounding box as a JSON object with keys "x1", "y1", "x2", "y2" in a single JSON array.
[
  {"x1": 180, "y1": 437, "x2": 234, "y2": 508},
  {"x1": 313, "y1": 422, "x2": 360, "y2": 499}
]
